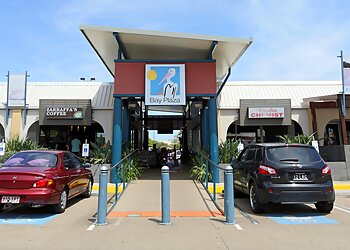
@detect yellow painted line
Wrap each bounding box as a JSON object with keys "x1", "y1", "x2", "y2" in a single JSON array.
[
  {"x1": 92, "y1": 184, "x2": 124, "y2": 193},
  {"x1": 208, "y1": 184, "x2": 350, "y2": 194},
  {"x1": 208, "y1": 185, "x2": 224, "y2": 194},
  {"x1": 334, "y1": 184, "x2": 350, "y2": 190}
]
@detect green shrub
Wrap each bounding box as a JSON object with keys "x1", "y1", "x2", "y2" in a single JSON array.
[
  {"x1": 219, "y1": 139, "x2": 240, "y2": 163},
  {"x1": 0, "y1": 137, "x2": 45, "y2": 163},
  {"x1": 190, "y1": 148, "x2": 212, "y2": 182},
  {"x1": 277, "y1": 133, "x2": 316, "y2": 145},
  {"x1": 89, "y1": 140, "x2": 112, "y2": 164},
  {"x1": 119, "y1": 148, "x2": 141, "y2": 182}
]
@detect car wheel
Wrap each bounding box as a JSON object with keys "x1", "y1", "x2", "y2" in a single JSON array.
[
  {"x1": 249, "y1": 183, "x2": 264, "y2": 213},
  {"x1": 52, "y1": 189, "x2": 68, "y2": 214},
  {"x1": 315, "y1": 201, "x2": 334, "y2": 214},
  {"x1": 81, "y1": 180, "x2": 93, "y2": 198}
]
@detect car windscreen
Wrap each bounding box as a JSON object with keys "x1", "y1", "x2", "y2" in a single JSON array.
[
  {"x1": 3, "y1": 152, "x2": 58, "y2": 168},
  {"x1": 266, "y1": 146, "x2": 322, "y2": 163}
]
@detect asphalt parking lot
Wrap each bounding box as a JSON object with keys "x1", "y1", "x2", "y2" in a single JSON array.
[{"x1": 0, "y1": 192, "x2": 350, "y2": 250}]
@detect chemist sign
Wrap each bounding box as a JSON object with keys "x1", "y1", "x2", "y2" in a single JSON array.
[
  {"x1": 145, "y1": 64, "x2": 186, "y2": 106},
  {"x1": 248, "y1": 107, "x2": 285, "y2": 119}
]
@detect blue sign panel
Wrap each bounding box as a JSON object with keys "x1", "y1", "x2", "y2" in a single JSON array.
[
  {"x1": 268, "y1": 213, "x2": 338, "y2": 225},
  {"x1": 0, "y1": 214, "x2": 57, "y2": 225},
  {"x1": 145, "y1": 64, "x2": 186, "y2": 106}
]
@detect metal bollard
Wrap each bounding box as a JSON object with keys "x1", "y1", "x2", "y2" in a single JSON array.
[
  {"x1": 160, "y1": 166, "x2": 171, "y2": 225},
  {"x1": 224, "y1": 166, "x2": 234, "y2": 224},
  {"x1": 97, "y1": 165, "x2": 108, "y2": 226}
]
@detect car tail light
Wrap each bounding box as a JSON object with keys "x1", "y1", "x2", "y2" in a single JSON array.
[
  {"x1": 259, "y1": 165, "x2": 277, "y2": 175},
  {"x1": 322, "y1": 165, "x2": 331, "y2": 175},
  {"x1": 33, "y1": 179, "x2": 54, "y2": 188}
]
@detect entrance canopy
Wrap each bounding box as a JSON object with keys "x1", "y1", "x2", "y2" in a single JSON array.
[{"x1": 80, "y1": 25, "x2": 252, "y2": 81}]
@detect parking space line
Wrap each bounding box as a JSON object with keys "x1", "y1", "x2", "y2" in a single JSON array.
[
  {"x1": 87, "y1": 222, "x2": 96, "y2": 231},
  {"x1": 114, "y1": 217, "x2": 123, "y2": 225},
  {"x1": 334, "y1": 205, "x2": 350, "y2": 214},
  {"x1": 234, "y1": 204, "x2": 259, "y2": 224},
  {"x1": 234, "y1": 224, "x2": 243, "y2": 230}
]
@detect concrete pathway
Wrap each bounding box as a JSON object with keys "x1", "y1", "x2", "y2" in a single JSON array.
[{"x1": 108, "y1": 167, "x2": 222, "y2": 218}]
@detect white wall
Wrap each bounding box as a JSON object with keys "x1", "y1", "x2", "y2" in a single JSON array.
[
  {"x1": 23, "y1": 109, "x2": 40, "y2": 140},
  {"x1": 218, "y1": 109, "x2": 239, "y2": 143},
  {"x1": 92, "y1": 109, "x2": 113, "y2": 143},
  {"x1": 291, "y1": 109, "x2": 309, "y2": 135}
]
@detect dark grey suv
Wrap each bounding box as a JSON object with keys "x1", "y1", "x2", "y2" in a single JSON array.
[{"x1": 231, "y1": 143, "x2": 335, "y2": 214}]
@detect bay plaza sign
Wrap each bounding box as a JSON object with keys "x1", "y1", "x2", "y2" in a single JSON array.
[
  {"x1": 145, "y1": 64, "x2": 186, "y2": 106},
  {"x1": 248, "y1": 107, "x2": 285, "y2": 119}
]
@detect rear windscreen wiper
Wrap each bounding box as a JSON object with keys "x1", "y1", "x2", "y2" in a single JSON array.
[{"x1": 279, "y1": 158, "x2": 299, "y2": 162}]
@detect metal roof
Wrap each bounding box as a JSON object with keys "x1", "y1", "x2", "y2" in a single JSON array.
[
  {"x1": 80, "y1": 25, "x2": 253, "y2": 81},
  {"x1": 0, "y1": 82, "x2": 114, "y2": 109},
  {"x1": 217, "y1": 81, "x2": 342, "y2": 109},
  {"x1": 0, "y1": 81, "x2": 342, "y2": 110}
]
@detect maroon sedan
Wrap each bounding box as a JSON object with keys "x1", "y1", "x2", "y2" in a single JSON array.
[{"x1": 0, "y1": 150, "x2": 93, "y2": 213}]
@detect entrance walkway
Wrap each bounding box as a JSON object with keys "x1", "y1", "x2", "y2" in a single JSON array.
[{"x1": 108, "y1": 165, "x2": 222, "y2": 218}]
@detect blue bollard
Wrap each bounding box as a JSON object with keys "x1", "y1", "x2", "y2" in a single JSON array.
[
  {"x1": 160, "y1": 166, "x2": 171, "y2": 225},
  {"x1": 97, "y1": 165, "x2": 108, "y2": 226},
  {"x1": 224, "y1": 166, "x2": 234, "y2": 224}
]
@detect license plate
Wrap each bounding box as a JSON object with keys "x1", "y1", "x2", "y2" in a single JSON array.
[
  {"x1": 1, "y1": 196, "x2": 20, "y2": 204},
  {"x1": 293, "y1": 173, "x2": 308, "y2": 181}
]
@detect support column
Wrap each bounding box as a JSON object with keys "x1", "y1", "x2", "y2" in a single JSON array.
[
  {"x1": 112, "y1": 97, "x2": 123, "y2": 183},
  {"x1": 143, "y1": 107, "x2": 149, "y2": 150},
  {"x1": 338, "y1": 95, "x2": 348, "y2": 145},
  {"x1": 122, "y1": 105, "x2": 129, "y2": 146},
  {"x1": 202, "y1": 107, "x2": 209, "y2": 151},
  {"x1": 208, "y1": 97, "x2": 219, "y2": 183}
]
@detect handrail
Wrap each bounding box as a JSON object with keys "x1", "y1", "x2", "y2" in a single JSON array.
[
  {"x1": 109, "y1": 149, "x2": 139, "y2": 171},
  {"x1": 194, "y1": 150, "x2": 235, "y2": 224},
  {"x1": 97, "y1": 148, "x2": 140, "y2": 225},
  {"x1": 197, "y1": 152, "x2": 226, "y2": 171}
]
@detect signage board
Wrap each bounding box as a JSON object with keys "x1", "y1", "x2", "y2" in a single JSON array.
[
  {"x1": 45, "y1": 107, "x2": 83, "y2": 119},
  {"x1": 344, "y1": 64, "x2": 350, "y2": 94},
  {"x1": 312, "y1": 140, "x2": 319, "y2": 152},
  {"x1": 7, "y1": 74, "x2": 27, "y2": 107},
  {"x1": 82, "y1": 143, "x2": 89, "y2": 157},
  {"x1": 145, "y1": 64, "x2": 186, "y2": 106},
  {"x1": 0, "y1": 142, "x2": 5, "y2": 156},
  {"x1": 248, "y1": 107, "x2": 285, "y2": 119}
]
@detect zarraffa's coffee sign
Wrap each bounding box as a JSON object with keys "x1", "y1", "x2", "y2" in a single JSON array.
[
  {"x1": 45, "y1": 107, "x2": 83, "y2": 119},
  {"x1": 145, "y1": 64, "x2": 186, "y2": 106}
]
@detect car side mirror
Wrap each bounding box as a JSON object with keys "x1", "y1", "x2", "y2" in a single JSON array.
[
  {"x1": 231, "y1": 157, "x2": 238, "y2": 168},
  {"x1": 83, "y1": 162, "x2": 91, "y2": 168}
]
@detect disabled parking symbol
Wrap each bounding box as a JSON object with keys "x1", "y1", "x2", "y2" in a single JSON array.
[
  {"x1": 0, "y1": 214, "x2": 57, "y2": 225},
  {"x1": 267, "y1": 213, "x2": 338, "y2": 224}
]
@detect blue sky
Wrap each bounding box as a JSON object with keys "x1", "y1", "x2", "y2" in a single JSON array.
[
  {"x1": 1, "y1": 0, "x2": 350, "y2": 82},
  {"x1": 1, "y1": 0, "x2": 350, "y2": 140}
]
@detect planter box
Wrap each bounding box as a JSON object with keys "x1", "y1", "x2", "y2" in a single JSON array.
[
  {"x1": 218, "y1": 163, "x2": 230, "y2": 183},
  {"x1": 90, "y1": 164, "x2": 112, "y2": 183}
]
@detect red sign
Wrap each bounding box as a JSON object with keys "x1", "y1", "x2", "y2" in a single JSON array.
[{"x1": 248, "y1": 107, "x2": 284, "y2": 119}]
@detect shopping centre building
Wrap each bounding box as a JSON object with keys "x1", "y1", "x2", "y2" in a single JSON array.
[
  {"x1": 0, "y1": 80, "x2": 345, "y2": 149},
  {"x1": 1, "y1": 25, "x2": 349, "y2": 181}
]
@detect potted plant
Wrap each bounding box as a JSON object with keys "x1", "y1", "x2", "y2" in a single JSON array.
[
  {"x1": 118, "y1": 148, "x2": 141, "y2": 182},
  {"x1": 190, "y1": 148, "x2": 212, "y2": 182},
  {"x1": 89, "y1": 140, "x2": 112, "y2": 181}
]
